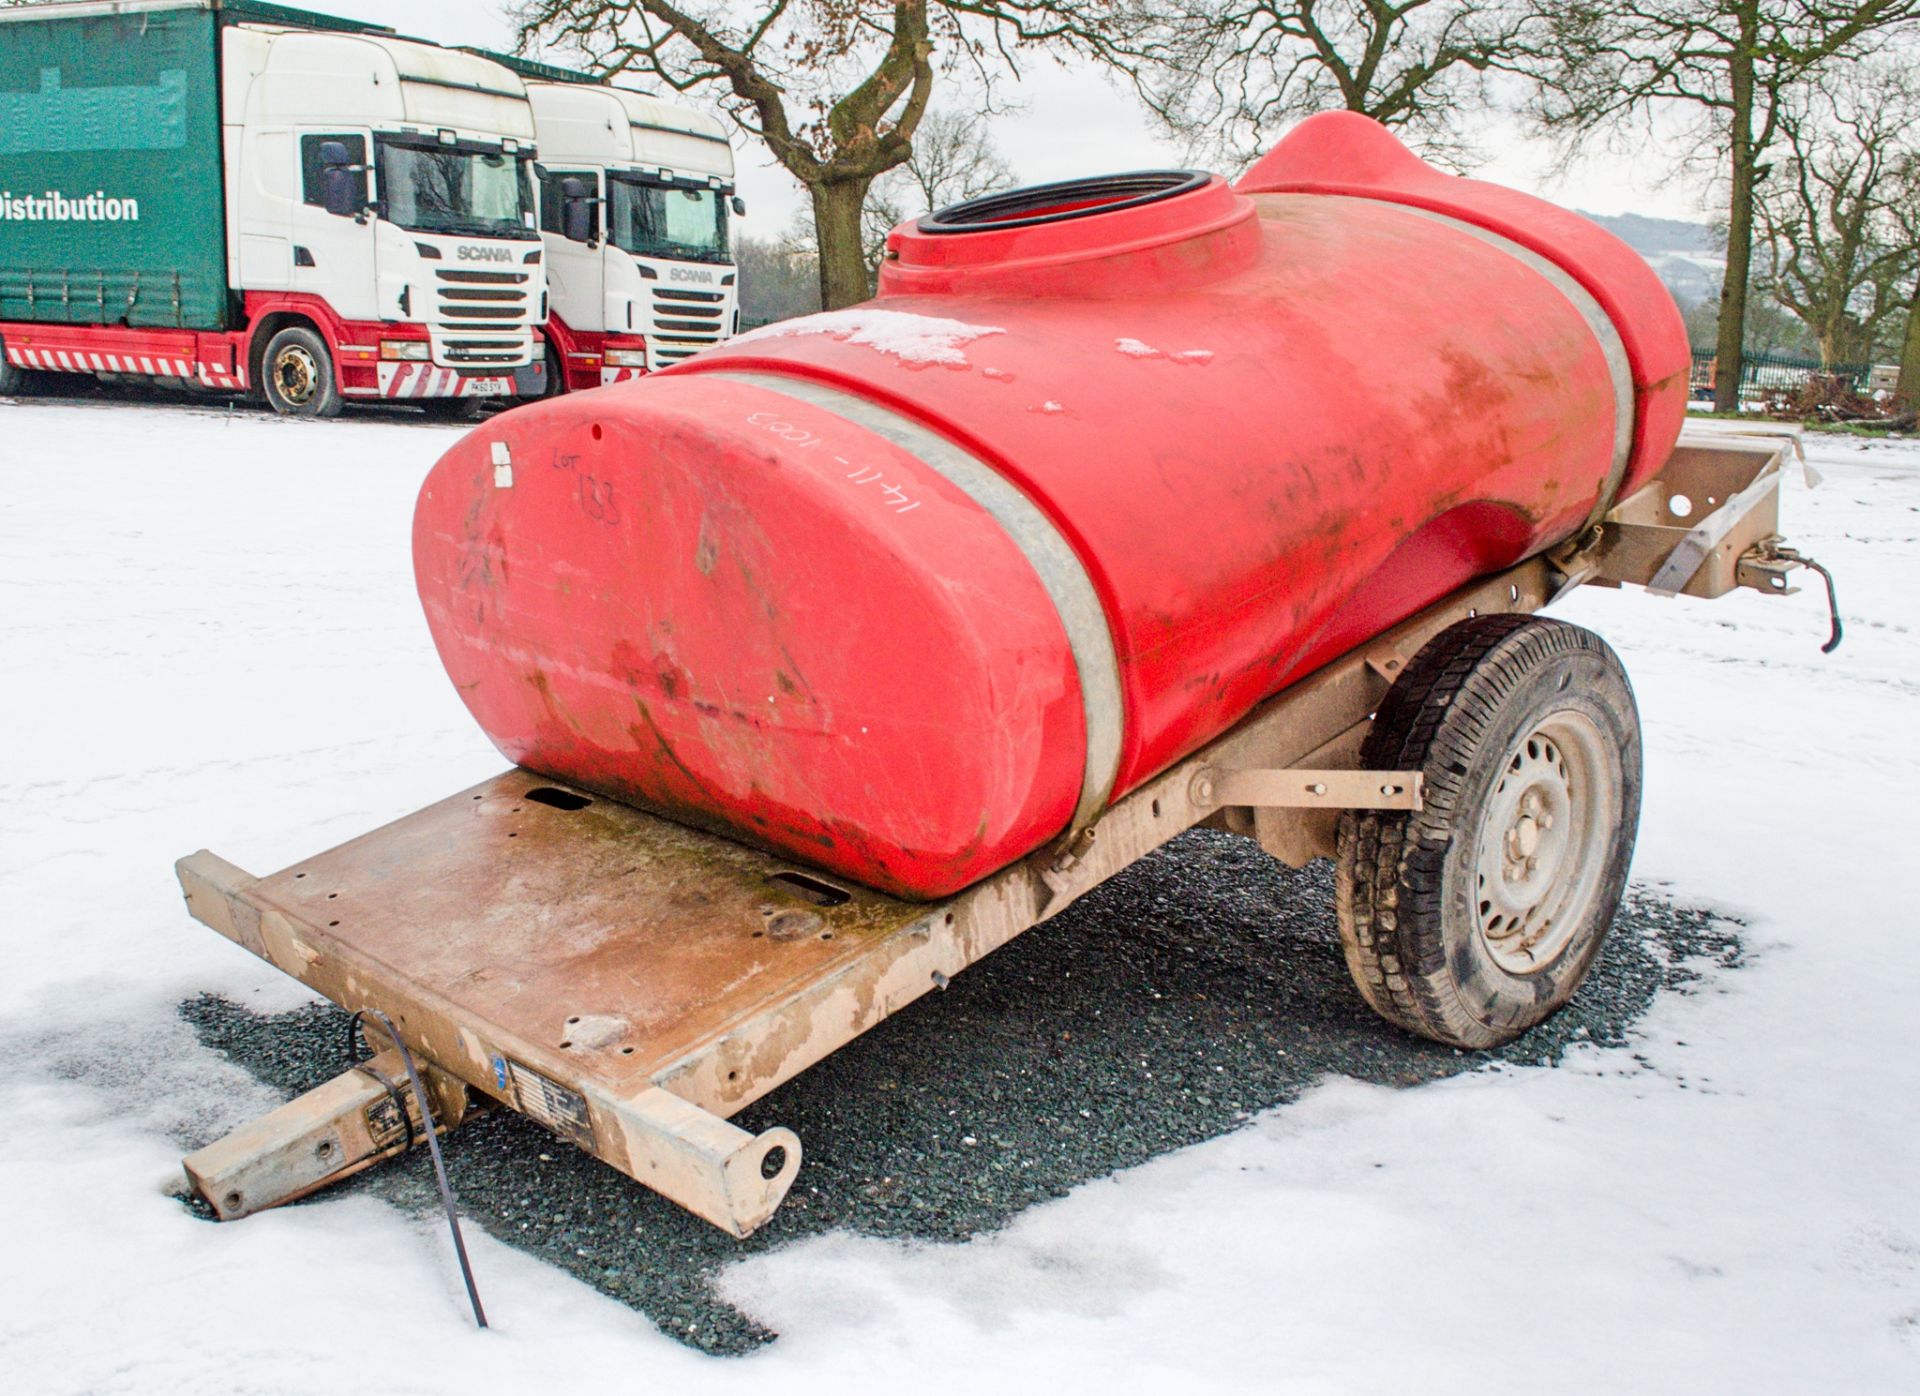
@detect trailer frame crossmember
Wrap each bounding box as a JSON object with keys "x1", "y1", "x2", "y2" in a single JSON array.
[{"x1": 175, "y1": 425, "x2": 1803, "y2": 1237}]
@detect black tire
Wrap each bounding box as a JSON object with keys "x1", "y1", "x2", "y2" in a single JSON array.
[
  {"x1": 260, "y1": 325, "x2": 343, "y2": 418},
  {"x1": 0, "y1": 336, "x2": 37, "y2": 396},
  {"x1": 419, "y1": 395, "x2": 485, "y2": 422},
  {"x1": 540, "y1": 342, "x2": 567, "y2": 398},
  {"x1": 1335, "y1": 614, "x2": 1642, "y2": 1049}
]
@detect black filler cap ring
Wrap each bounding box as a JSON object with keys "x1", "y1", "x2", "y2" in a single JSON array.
[{"x1": 918, "y1": 170, "x2": 1212, "y2": 235}]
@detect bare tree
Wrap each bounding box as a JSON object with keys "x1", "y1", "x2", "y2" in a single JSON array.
[
  {"x1": 1683, "y1": 284, "x2": 1822, "y2": 358},
  {"x1": 770, "y1": 108, "x2": 1010, "y2": 292},
  {"x1": 862, "y1": 106, "x2": 1015, "y2": 265},
  {"x1": 735, "y1": 231, "x2": 824, "y2": 323},
  {"x1": 1131, "y1": 1, "x2": 1550, "y2": 168},
  {"x1": 1876, "y1": 123, "x2": 1920, "y2": 397},
  {"x1": 515, "y1": 1, "x2": 1129, "y2": 309},
  {"x1": 1533, "y1": 2, "x2": 1920, "y2": 413},
  {"x1": 1754, "y1": 71, "x2": 1920, "y2": 367},
  {"x1": 1900, "y1": 271, "x2": 1920, "y2": 399}
]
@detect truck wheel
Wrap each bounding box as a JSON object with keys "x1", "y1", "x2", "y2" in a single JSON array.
[
  {"x1": 0, "y1": 338, "x2": 36, "y2": 396},
  {"x1": 261, "y1": 326, "x2": 343, "y2": 418},
  {"x1": 420, "y1": 396, "x2": 485, "y2": 422},
  {"x1": 1335, "y1": 614, "x2": 1642, "y2": 1049}
]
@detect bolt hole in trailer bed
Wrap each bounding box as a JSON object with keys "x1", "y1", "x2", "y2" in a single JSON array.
[{"x1": 176, "y1": 419, "x2": 1835, "y2": 1263}]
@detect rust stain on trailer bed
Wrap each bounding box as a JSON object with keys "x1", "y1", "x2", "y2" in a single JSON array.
[{"x1": 240, "y1": 772, "x2": 926, "y2": 1096}]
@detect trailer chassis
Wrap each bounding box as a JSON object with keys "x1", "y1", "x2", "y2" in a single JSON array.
[{"x1": 177, "y1": 424, "x2": 1820, "y2": 1238}]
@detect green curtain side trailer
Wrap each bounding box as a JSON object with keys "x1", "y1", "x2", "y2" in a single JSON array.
[
  {"x1": 0, "y1": 2, "x2": 382, "y2": 330},
  {"x1": 0, "y1": 1, "x2": 548, "y2": 413}
]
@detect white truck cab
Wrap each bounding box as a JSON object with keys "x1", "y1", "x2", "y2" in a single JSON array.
[
  {"x1": 223, "y1": 25, "x2": 548, "y2": 408},
  {"x1": 522, "y1": 79, "x2": 739, "y2": 391}
]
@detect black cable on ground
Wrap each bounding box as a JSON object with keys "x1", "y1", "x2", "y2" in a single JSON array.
[
  {"x1": 344, "y1": 1011, "x2": 417, "y2": 1160},
  {"x1": 358, "y1": 1009, "x2": 488, "y2": 1329},
  {"x1": 1803, "y1": 556, "x2": 1844, "y2": 654},
  {"x1": 1763, "y1": 545, "x2": 1844, "y2": 655}
]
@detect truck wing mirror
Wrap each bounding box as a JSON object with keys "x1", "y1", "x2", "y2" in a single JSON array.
[
  {"x1": 318, "y1": 141, "x2": 364, "y2": 219},
  {"x1": 560, "y1": 177, "x2": 595, "y2": 244},
  {"x1": 731, "y1": 195, "x2": 746, "y2": 217}
]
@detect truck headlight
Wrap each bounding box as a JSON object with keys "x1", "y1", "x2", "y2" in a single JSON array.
[
  {"x1": 605, "y1": 348, "x2": 649, "y2": 368},
  {"x1": 381, "y1": 341, "x2": 430, "y2": 361}
]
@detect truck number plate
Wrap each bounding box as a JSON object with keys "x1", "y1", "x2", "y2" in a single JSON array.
[{"x1": 465, "y1": 378, "x2": 511, "y2": 397}]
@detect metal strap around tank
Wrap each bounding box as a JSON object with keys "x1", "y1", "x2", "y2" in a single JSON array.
[
  {"x1": 1320, "y1": 197, "x2": 1639, "y2": 536},
  {"x1": 709, "y1": 370, "x2": 1126, "y2": 836}
]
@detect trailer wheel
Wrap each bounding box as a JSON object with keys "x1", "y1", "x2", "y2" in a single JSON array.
[
  {"x1": 1335, "y1": 615, "x2": 1641, "y2": 1049},
  {"x1": 261, "y1": 326, "x2": 343, "y2": 418}
]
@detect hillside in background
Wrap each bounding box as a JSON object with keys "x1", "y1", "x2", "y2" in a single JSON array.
[
  {"x1": 1580, "y1": 210, "x2": 1723, "y2": 308},
  {"x1": 1579, "y1": 211, "x2": 1719, "y2": 256}
]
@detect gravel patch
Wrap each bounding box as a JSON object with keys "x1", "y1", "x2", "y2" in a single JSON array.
[{"x1": 179, "y1": 831, "x2": 1741, "y2": 1354}]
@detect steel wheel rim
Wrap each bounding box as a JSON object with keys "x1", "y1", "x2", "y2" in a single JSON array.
[
  {"x1": 1473, "y1": 710, "x2": 1613, "y2": 974},
  {"x1": 274, "y1": 345, "x2": 320, "y2": 405}
]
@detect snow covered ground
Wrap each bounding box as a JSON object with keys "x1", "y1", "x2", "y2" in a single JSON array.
[{"x1": 1, "y1": 398, "x2": 1916, "y2": 1393}]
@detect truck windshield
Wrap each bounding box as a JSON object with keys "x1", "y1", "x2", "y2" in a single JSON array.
[
  {"x1": 607, "y1": 174, "x2": 730, "y2": 264},
  {"x1": 376, "y1": 139, "x2": 537, "y2": 240}
]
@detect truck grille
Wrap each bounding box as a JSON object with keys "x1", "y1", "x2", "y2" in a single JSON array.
[
  {"x1": 432, "y1": 269, "x2": 534, "y2": 366},
  {"x1": 442, "y1": 340, "x2": 526, "y2": 365},
  {"x1": 649, "y1": 287, "x2": 727, "y2": 366}
]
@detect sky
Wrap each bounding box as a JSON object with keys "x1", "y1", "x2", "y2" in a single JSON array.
[{"x1": 315, "y1": 0, "x2": 1717, "y2": 236}]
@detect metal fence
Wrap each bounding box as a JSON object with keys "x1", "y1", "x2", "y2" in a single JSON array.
[{"x1": 1688, "y1": 348, "x2": 1891, "y2": 406}]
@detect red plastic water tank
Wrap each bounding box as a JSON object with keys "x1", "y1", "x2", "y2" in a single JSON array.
[{"x1": 413, "y1": 113, "x2": 1689, "y2": 900}]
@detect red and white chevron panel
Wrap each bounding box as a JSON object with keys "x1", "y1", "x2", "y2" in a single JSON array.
[
  {"x1": 5, "y1": 343, "x2": 246, "y2": 389},
  {"x1": 378, "y1": 361, "x2": 512, "y2": 399},
  {"x1": 599, "y1": 366, "x2": 644, "y2": 387},
  {"x1": 196, "y1": 363, "x2": 247, "y2": 390},
  {"x1": 8, "y1": 345, "x2": 193, "y2": 376}
]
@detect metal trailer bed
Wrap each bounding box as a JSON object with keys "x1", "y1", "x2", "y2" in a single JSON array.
[{"x1": 177, "y1": 423, "x2": 1823, "y2": 1241}]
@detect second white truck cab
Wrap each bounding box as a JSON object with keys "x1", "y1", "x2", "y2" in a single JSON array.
[{"x1": 520, "y1": 77, "x2": 739, "y2": 391}]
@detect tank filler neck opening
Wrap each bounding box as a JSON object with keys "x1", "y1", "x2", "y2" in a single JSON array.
[
  {"x1": 881, "y1": 170, "x2": 1256, "y2": 293},
  {"x1": 917, "y1": 171, "x2": 1212, "y2": 235}
]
